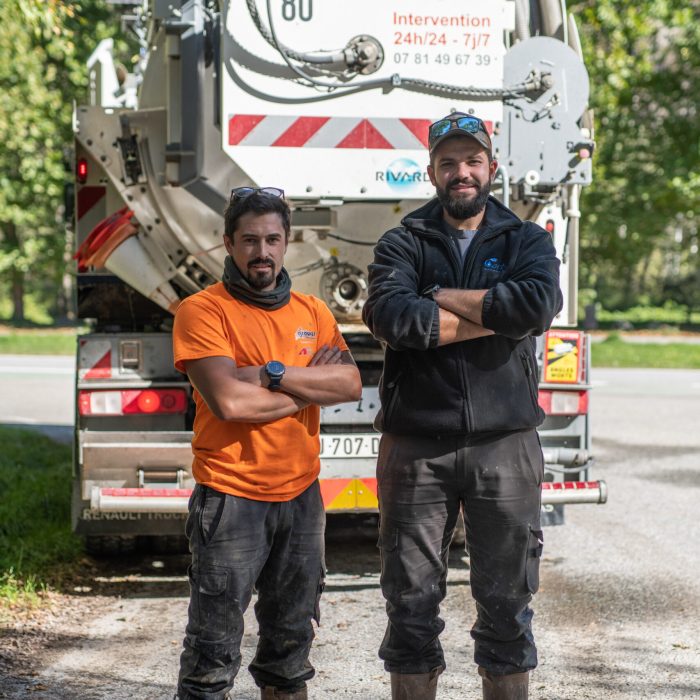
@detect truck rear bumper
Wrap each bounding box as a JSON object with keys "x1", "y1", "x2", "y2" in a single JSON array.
[
  {"x1": 91, "y1": 487, "x2": 191, "y2": 512},
  {"x1": 541, "y1": 480, "x2": 607, "y2": 505},
  {"x1": 87, "y1": 479, "x2": 608, "y2": 514}
]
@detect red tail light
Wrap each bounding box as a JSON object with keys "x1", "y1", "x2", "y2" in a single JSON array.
[
  {"x1": 78, "y1": 389, "x2": 187, "y2": 416},
  {"x1": 77, "y1": 158, "x2": 88, "y2": 184},
  {"x1": 538, "y1": 389, "x2": 588, "y2": 416}
]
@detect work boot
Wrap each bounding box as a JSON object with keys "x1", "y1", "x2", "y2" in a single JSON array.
[
  {"x1": 260, "y1": 686, "x2": 307, "y2": 699},
  {"x1": 390, "y1": 666, "x2": 443, "y2": 700},
  {"x1": 479, "y1": 667, "x2": 529, "y2": 700}
]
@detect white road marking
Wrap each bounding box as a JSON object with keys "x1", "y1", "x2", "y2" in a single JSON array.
[{"x1": 0, "y1": 366, "x2": 74, "y2": 374}]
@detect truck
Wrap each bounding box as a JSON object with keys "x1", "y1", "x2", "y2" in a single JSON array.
[{"x1": 71, "y1": 0, "x2": 605, "y2": 553}]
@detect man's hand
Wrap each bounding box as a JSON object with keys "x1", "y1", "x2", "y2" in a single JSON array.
[
  {"x1": 433, "y1": 287, "x2": 489, "y2": 326},
  {"x1": 308, "y1": 344, "x2": 343, "y2": 366},
  {"x1": 279, "y1": 346, "x2": 361, "y2": 405},
  {"x1": 437, "y1": 308, "x2": 494, "y2": 346}
]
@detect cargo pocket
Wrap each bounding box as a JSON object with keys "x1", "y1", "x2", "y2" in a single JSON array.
[
  {"x1": 524, "y1": 430, "x2": 545, "y2": 487},
  {"x1": 376, "y1": 527, "x2": 401, "y2": 602},
  {"x1": 313, "y1": 564, "x2": 326, "y2": 625},
  {"x1": 377, "y1": 527, "x2": 398, "y2": 553},
  {"x1": 197, "y1": 486, "x2": 226, "y2": 547},
  {"x1": 526, "y1": 528, "x2": 544, "y2": 594},
  {"x1": 184, "y1": 485, "x2": 203, "y2": 542},
  {"x1": 193, "y1": 567, "x2": 229, "y2": 643}
]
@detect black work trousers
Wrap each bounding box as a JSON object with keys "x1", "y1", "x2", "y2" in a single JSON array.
[
  {"x1": 177, "y1": 481, "x2": 326, "y2": 699},
  {"x1": 377, "y1": 429, "x2": 544, "y2": 676}
]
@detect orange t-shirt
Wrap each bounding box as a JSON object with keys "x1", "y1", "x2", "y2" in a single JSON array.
[{"x1": 172, "y1": 282, "x2": 348, "y2": 502}]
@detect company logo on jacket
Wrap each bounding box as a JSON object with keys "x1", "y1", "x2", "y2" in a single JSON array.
[{"x1": 483, "y1": 257, "x2": 505, "y2": 272}]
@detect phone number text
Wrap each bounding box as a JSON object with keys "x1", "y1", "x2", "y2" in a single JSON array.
[{"x1": 392, "y1": 52, "x2": 493, "y2": 66}]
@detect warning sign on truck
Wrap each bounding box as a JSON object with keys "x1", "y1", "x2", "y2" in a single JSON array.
[{"x1": 543, "y1": 330, "x2": 583, "y2": 384}]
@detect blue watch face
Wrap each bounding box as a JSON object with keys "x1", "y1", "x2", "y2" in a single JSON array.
[{"x1": 267, "y1": 361, "x2": 285, "y2": 377}]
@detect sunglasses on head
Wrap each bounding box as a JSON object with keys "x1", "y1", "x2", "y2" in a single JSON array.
[
  {"x1": 429, "y1": 116, "x2": 487, "y2": 143},
  {"x1": 230, "y1": 186, "x2": 285, "y2": 201}
]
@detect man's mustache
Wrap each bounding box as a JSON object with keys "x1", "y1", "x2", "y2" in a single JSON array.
[
  {"x1": 448, "y1": 178, "x2": 480, "y2": 189},
  {"x1": 248, "y1": 257, "x2": 275, "y2": 268}
]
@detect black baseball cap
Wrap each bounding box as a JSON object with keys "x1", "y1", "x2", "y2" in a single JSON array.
[{"x1": 428, "y1": 113, "x2": 492, "y2": 156}]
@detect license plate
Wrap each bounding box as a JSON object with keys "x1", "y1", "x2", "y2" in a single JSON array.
[{"x1": 320, "y1": 433, "x2": 380, "y2": 458}]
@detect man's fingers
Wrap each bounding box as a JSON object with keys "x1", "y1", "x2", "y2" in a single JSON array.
[
  {"x1": 313, "y1": 345, "x2": 342, "y2": 365},
  {"x1": 308, "y1": 344, "x2": 329, "y2": 366},
  {"x1": 327, "y1": 347, "x2": 342, "y2": 364}
]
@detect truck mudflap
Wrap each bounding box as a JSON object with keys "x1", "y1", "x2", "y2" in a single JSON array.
[{"x1": 87, "y1": 479, "x2": 607, "y2": 515}]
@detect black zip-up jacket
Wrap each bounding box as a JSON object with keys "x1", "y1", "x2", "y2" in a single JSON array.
[{"x1": 362, "y1": 196, "x2": 563, "y2": 436}]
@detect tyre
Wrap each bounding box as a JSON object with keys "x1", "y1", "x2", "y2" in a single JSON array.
[{"x1": 85, "y1": 535, "x2": 137, "y2": 556}]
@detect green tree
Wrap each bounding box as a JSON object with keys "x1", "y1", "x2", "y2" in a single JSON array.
[
  {"x1": 570, "y1": 0, "x2": 700, "y2": 311},
  {"x1": 0, "y1": 0, "x2": 124, "y2": 323}
]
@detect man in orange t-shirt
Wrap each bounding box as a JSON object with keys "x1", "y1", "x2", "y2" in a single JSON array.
[{"x1": 172, "y1": 187, "x2": 361, "y2": 700}]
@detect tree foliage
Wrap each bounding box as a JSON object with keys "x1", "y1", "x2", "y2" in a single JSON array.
[
  {"x1": 0, "y1": 1, "x2": 698, "y2": 322},
  {"x1": 570, "y1": 0, "x2": 700, "y2": 311},
  {"x1": 0, "y1": 0, "x2": 124, "y2": 323}
]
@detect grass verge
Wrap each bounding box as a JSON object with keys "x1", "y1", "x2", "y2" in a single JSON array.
[
  {"x1": 592, "y1": 335, "x2": 700, "y2": 368},
  {"x1": 0, "y1": 427, "x2": 82, "y2": 611},
  {"x1": 0, "y1": 332, "x2": 76, "y2": 355}
]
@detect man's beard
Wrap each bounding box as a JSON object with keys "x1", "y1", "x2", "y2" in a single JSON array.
[
  {"x1": 436, "y1": 178, "x2": 491, "y2": 220},
  {"x1": 246, "y1": 258, "x2": 276, "y2": 290}
]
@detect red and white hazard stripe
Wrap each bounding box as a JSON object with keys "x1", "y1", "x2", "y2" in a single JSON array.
[
  {"x1": 79, "y1": 338, "x2": 113, "y2": 380},
  {"x1": 229, "y1": 114, "x2": 434, "y2": 149},
  {"x1": 77, "y1": 186, "x2": 106, "y2": 220}
]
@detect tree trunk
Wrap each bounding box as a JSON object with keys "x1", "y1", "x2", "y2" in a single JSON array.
[
  {"x1": 636, "y1": 254, "x2": 652, "y2": 299},
  {"x1": 5, "y1": 222, "x2": 25, "y2": 324},
  {"x1": 11, "y1": 266, "x2": 25, "y2": 323}
]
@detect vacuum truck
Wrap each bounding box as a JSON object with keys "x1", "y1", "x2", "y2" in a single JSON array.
[{"x1": 70, "y1": 0, "x2": 605, "y2": 552}]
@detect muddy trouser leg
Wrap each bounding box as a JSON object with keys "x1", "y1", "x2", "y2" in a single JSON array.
[
  {"x1": 178, "y1": 485, "x2": 277, "y2": 699},
  {"x1": 377, "y1": 433, "x2": 462, "y2": 674},
  {"x1": 249, "y1": 481, "x2": 326, "y2": 692},
  {"x1": 463, "y1": 429, "x2": 544, "y2": 676}
]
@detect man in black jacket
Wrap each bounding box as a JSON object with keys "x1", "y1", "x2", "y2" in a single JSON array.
[{"x1": 362, "y1": 113, "x2": 563, "y2": 700}]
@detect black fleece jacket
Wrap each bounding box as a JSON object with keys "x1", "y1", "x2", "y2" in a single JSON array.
[{"x1": 362, "y1": 196, "x2": 563, "y2": 436}]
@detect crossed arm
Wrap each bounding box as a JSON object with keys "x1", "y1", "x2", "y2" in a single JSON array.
[
  {"x1": 433, "y1": 288, "x2": 495, "y2": 346},
  {"x1": 185, "y1": 345, "x2": 362, "y2": 423}
]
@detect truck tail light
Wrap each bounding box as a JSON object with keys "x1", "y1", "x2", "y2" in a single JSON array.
[
  {"x1": 77, "y1": 157, "x2": 88, "y2": 184},
  {"x1": 78, "y1": 389, "x2": 187, "y2": 416},
  {"x1": 538, "y1": 389, "x2": 588, "y2": 416}
]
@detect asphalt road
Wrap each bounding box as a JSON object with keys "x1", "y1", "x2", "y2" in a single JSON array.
[
  {"x1": 0, "y1": 360, "x2": 699, "y2": 699},
  {"x1": 0, "y1": 354, "x2": 74, "y2": 442}
]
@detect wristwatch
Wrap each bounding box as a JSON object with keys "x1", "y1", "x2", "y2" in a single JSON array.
[{"x1": 265, "y1": 360, "x2": 286, "y2": 391}]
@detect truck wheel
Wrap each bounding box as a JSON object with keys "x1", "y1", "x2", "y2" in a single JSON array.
[
  {"x1": 85, "y1": 535, "x2": 137, "y2": 556},
  {"x1": 144, "y1": 535, "x2": 189, "y2": 554}
]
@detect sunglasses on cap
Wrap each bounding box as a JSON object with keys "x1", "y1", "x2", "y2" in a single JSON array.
[
  {"x1": 428, "y1": 115, "x2": 489, "y2": 148},
  {"x1": 230, "y1": 186, "x2": 285, "y2": 201}
]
